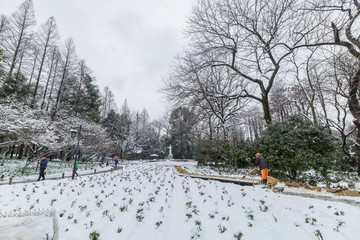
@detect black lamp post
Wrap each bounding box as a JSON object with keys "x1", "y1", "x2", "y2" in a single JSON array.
[{"x1": 70, "y1": 125, "x2": 82, "y2": 179}]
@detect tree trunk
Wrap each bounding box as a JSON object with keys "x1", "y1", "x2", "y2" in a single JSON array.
[
  {"x1": 348, "y1": 68, "x2": 360, "y2": 176},
  {"x1": 10, "y1": 145, "x2": 15, "y2": 158},
  {"x1": 262, "y1": 94, "x2": 272, "y2": 124},
  {"x1": 18, "y1": 143, "x2": 24, "y2": 159}
]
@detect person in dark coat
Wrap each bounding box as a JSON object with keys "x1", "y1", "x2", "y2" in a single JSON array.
[
  {"x1": 255, "y1": 153, "x2": 269, "y2": 185},
  {"x1": 37, "y1": 156, "x2": 49, "y2": 181}
]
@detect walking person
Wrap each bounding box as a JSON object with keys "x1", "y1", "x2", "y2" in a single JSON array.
[
  {"x1": 75, "y1": 161, "x2": 79, "y2": 176},
  {"x1": 37, "y1": 156, "x2": 49, "y2": 181},
  {"x1": 255, "y1": 153, "x2": 269, "y2": 185},
  {"x1": 114, "y1": 158, "x2": 118, "y2": 168}
]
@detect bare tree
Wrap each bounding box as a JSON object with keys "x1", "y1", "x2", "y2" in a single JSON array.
[
  {"x1": 307, "y1": 0, "x2": 360, "y2": 175},
  {"x1": 0, "y1": 15, "x2": 8, "y2": 37},
  {"x1": 184, "y1": 0, "x2": 328, "y2": 123},
  {"x1": 46, "y1": 47, "x2": 60, "y2": 111},
  {"x1": 41, "y1": 46, "x2": 58, "y2": 110},
  {"x1": 164, "y1": 52, "x2": 249, "y2": 140},
  {"x1": 101, "y1": 86, "x2": 117, "y2": 119},
  {"x1": 5, "y1": 0, "x2": 35, "y2": 76},
  {"x1": 31, "y1": 16, "x2": 59, "y2": 108},
  {"x1": 52, "y1": 38, "x2": 77, "y2": 118}
]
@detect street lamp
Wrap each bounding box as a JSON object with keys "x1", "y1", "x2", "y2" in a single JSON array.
[{"x1": 70, "y1": 125, "x2": 82, "y2": 179}]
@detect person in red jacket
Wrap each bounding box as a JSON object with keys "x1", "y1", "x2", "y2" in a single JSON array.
[{"x1": 255, "y1": 153, "x2": 268, "y2": 185}]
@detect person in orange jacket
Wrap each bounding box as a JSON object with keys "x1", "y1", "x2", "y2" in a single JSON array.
[{"x1": 255, "y1": 153, "x2": 268, "y2": 185}]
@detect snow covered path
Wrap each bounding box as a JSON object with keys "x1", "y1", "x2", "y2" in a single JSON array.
[{"x1": 1, "y1": 162, "x2": 359, "y2": 240}]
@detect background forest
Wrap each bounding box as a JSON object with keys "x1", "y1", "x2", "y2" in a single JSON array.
[{"x1": 1, "y1": 0, "x2": 360, "y2": 183}]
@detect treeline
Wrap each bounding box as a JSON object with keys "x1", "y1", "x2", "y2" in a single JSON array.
[
  {"x1": 0, "y1": 0, "x2": 173, "y2": 165},
  {"x1": 162, "y1": 0, "x2": 360, "y2": 177},
  {"x1": 0, "y1": 0, "x2": 102, "y2": 121}
]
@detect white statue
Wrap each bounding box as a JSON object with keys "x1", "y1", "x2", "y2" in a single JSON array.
[
  {"x1": 168, "y1": 145, "x2": 172, "y2": 155},
  {"x1": 167, "y1": 145, "x2": 173, "y2": 160}
]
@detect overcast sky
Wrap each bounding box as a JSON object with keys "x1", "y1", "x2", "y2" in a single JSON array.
[{"x1": 0, "y1": 0, "x2": 194, "y2": 120}]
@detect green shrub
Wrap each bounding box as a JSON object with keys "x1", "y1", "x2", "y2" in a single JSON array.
[
  {"x1": 194, "y1": 139, "x2": 252, "y2": 167},
  {"x1": 253, "y1": 115, "x2": 339, "y2": 179}
]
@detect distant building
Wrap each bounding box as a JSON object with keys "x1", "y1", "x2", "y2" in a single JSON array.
[{"x1": 150, "y1": 154, "x2": 159, "y2": 160}]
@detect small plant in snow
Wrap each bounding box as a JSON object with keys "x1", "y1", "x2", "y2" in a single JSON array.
[
  {"x1": 234, "y1": 232, "x2": 244, "y2": 239},
  {"x1": 155, "y1": 221, "x2": 163, "y2": 228},
  {"x1": 195, "y1": 220, "x2": 201, "y2": 231},
  {"x1": 334, "y1": 210, "x2": 345, "y2": 216},
  {"x1": 248, "y1": 222, "x2": 253, "y2": 227},
  {"x1": 191, "y1": 232, "x2": 200, "y2": 239},
  {"x1": 218, "y1": 224, "x2": 227, "y2": 233},
  {"x1": 305, "y1": 217, "x2": 317, "y2": 225},
  {"x1": 103, "y1": 210, "x2": 109, "y2": 216},
  {"x1": 314, "y1": 230, "x2": 324, "y2": 240},
  {"x1": 50, "y1": 199, "x2": 57, "y2": 206},
  {"x1": 259, "y1": 205, "x2": 269, "y2": 212},
  {"x1": 136, "y1": 214, "x2": 144, "y2": 222},
  {"x1": 208, "y1": 213, "x2": 215, "y2": 219},
  {"x1": 71, "y1": 199, "x2": 77, "y2": 207},
  {"x1": 89, "y1": 231, "x2": 100, "y2": 240},
  {"x1": 333, "y1": 219, "x2": 345, "y2": 232},
  {"x1": 186, "y1": 201, "x2": 192, "y2": 209},
  {"x1": 79, "y1": 205, "x2": 87, "y2": 212},
  {"x1": 247, "y1": 213, "x2": 254, "y2": 220},
  {"x1": 117, "y1": 227, "x2": 122, "y2": 233},
  {"x1": 120, "y1": 206, "x2": 128, "y2": 212},
  {"x1": 186, "y1": 213, "x2": 193, "y2": 221},
  {"x1": 227, "y1": 199, "x2": 234, "y2": 207}
]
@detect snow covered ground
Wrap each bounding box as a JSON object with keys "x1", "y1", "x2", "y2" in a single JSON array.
[{"x1": 1, "y1": 161, "x2": 360, "y2": 240}]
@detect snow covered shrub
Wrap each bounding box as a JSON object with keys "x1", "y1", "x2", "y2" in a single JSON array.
[{"x1": 253, "y1": 115, "x2": 340, "y2": 179}]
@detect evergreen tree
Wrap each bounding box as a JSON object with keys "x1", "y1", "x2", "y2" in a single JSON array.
[
  {"x1": 82, "y1": 74, "x2": 101, "y2": 122},
  {"x1": 166, "y1": 107, "x2": 196, "y2": 159},
  {"x1": 61, "y1": 74, "x2": 101, "y2": 122},
  {"x1": 0, "y1": 71, "x2": 32, "y2": 102}
]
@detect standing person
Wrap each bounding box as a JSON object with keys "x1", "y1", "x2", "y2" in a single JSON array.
[
  {"x1": 37, "y1": 156, "x2": 49, "y2": 181},
  {"x1": 255, "y1": 153, "x2": 269, "y2": 185}
]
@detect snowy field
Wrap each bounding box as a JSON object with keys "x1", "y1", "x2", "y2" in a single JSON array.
[{"x1": 1, "y1": 161, "x2": 360, "y2": 240}]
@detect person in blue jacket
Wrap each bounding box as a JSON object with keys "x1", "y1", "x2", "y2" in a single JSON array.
[
  {"x1": 114, "y1": 158, "x2": 118, "y2": 168},
  {"x1": 37, "y1": 156, "x2": 49, "y2": 181}
]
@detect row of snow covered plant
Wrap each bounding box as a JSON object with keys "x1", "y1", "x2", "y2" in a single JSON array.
[{"x1": 6, "y1": 164, "x2": 348, "y2": 239}]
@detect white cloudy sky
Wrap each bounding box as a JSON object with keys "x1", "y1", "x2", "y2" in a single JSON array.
[{"x1": 0, "y1": 0, "x2": 194, "y2": 120}]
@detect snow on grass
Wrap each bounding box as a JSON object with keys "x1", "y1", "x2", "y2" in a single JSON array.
[
  {"x1": 1, "y1": 162, "x2": 360, "y2": 240},
  {"x1": 0, "y1": 158, "x2": 113, "y2": 183}
]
